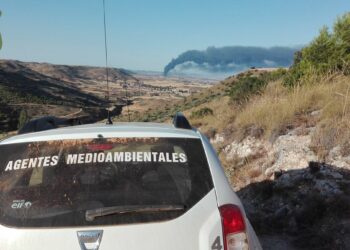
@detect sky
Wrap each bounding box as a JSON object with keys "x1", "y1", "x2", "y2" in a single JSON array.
[{"x1": 0, "y1": 0, "x2": 349, "y2": 71}]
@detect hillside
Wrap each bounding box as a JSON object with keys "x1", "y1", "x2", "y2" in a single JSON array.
[
  {"x1": 0, "y1": 60, "x2": 211, "y2": 133},
  {"x1": 0, "y1": 60, "x2": 137, "y2": 132},
  {"x1": 0, "y1": 60, "x2": 113, "y2": 106},
  {"x1": 18, "y1": 60, "x2": 135, "y2": 83}
]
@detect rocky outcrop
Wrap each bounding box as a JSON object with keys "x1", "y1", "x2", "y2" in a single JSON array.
[
  {"x1": 212, "y1": 126, "x2": 350, "y2": 189},
  {"x1": 211, "y1": 126, "x2": 350, "y2": 249}
]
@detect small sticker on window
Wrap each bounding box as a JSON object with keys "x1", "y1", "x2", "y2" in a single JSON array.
[{"x1": 11, "y1": 200, "x2": 32, "y2": 209}]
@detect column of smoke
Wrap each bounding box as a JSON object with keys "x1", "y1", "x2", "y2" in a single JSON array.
[{"x1": 164, "y1": 46, "x2": 298, "y2": 77}]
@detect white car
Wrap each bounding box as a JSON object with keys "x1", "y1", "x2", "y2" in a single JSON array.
[{"x1": 0, "y1": 113, "x2": 262, "y2": 250}]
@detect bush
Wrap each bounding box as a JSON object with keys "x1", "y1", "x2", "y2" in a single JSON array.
[
  {"x1": 190, "y1": 107, "x2": 213, "y2": 119},
  {"x1": 267, "y1": 68, "x2": 287, "y2": 80},
  {"x1": 229, "y1": 76, "x2": 267, "y2": 103}
]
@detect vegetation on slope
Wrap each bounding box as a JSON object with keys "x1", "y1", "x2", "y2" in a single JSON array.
[
  {"x1": 228, "y1": 68, "x2": 287, "y2": 103},
  {"x1": 235, "y1": 73, "x2": 350, "y2": 149}
]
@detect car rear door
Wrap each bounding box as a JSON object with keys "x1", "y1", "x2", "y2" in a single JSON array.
[
  {"x1": 0, "y1": 190, "x2": 223, "y2": 250},
  {"x1": 0, "y1": 137, "x2": 225, "y2": 250}
]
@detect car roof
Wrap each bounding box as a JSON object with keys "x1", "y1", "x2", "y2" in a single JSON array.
[{"x1": 0, "y1": 122, "x2": 201, "y2": 145}]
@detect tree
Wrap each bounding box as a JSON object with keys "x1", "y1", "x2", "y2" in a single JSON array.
[
  {"x1": 302, "y1": 26, "x2": 337, "y2": 72},
  {"x1": 285, "y1": 12, "x2": 350, "y2": 86},
  {"x1": 333, "y1": 12, "x2": 350, "y2": 71}
]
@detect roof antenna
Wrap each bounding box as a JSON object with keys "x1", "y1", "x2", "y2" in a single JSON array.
[
  {"x1": 102, "y1": 0, "x2": 112, "y2": 125},
  {"x1": 124, "y1": 80, "x2": 131, "y2": 122}
]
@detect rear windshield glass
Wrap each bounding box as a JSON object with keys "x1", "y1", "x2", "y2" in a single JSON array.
[{"x1": 0, "y1": 137, "x2": 213, "y2": 228}]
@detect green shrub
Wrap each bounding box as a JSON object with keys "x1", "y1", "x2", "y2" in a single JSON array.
[
  {"x1": 190, "y1": 107, "x2": 213, "y2": 119},
  {"x1": 229, "y1": 76, "x2": 267, "y2": 103},
  {"x1": 261, "y1": 68, "x2": 288, "y2": 82}
]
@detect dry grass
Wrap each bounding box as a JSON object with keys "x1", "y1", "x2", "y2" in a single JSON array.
[
  {"x1": 0, "y1": 131, "x2": 16, "y2": 140},
  {"x1": 235, "y1": 75, "x2": 350, "y2": 140},
  {"x1": 232, "y1": 73, "x2": 350, "y2": 158},
  {"x1": 159, "y1": 71, "x2": 350, "y2": 161},
  {"x1": 186, "y1": 96, "x2": 238, "y2": 137},
  {"x1": 311, "y1": 118, "x2": 350, "y2": 159},
  {"x1": 0, "y1": 134, "x2": 6, "y2": 140}
]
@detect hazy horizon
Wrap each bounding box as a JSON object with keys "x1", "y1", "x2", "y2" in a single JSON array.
[{"x1": 1, "y1": 0, "x2": 350, "y2": 72}]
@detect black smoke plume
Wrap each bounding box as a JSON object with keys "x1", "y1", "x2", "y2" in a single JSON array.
[{"x1": 164, "y1": 46, "x2": 297, "y2": 76}]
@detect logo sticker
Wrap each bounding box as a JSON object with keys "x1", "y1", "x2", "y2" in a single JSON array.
[
  {"x1": 11, "y1": 200, "x2": 32, "y2": 209},
  {"x1": 77, "y1": 230, "x2": 103, "y2": 250}
]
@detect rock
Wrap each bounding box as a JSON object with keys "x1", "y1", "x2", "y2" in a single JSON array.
[
  {"x1": 311, "y1": 110, "x2": 322, "y2": 116},
  {"x1": 274, "y1": 173, "x2": 294, "y2": 189},
  {"x1": 274, "y1": 205, "x2": 290, "y2": 219},
  {"x1": 224, "y1": 136, "x2": 271, "y2": 160},
  {"x1": 274, "y1": 170, "x2": 283, "y2": 179},
  {"x1": 327, "y1": 146, "x2": 350, "y2": 170},
  {"x1": 271, "y1": 133, "x2": 318, "y2": 172},
  {"x1": 223, "y1": 125, "x2": 349, "y2": 195},
  {"x1": 248, "y1": 125, "x2": 264, "y2": 138},
  {"x1": 329, "y1": 171, "x2": 343, "y2": 179},
  {"x1": 265, "y1": 167, "x2": 274, "y2": 178},
  {"x1": 288, "y1": 217, "x2": 298, "y2": 233},
  {"x1": 319, "y1": 166, "x2": 344, "y2": 179},
  {"x1": 210, "y1": 133, "x2": 225, "y2": 144},
  {"x1": 309, "y1": 161, "x2": 321, "y2": 174},
  {"x1": 314, "y1": 180, "x2": 342, "y2": 196}
]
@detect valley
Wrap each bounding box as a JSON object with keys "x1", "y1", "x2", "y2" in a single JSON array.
[{"x1": 0, "y1": 60, "x2": 212, "y2": 132}]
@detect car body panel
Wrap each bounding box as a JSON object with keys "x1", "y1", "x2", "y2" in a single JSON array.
[
  {"x1": 200, "y1": 134, "x2": 262, "y2": 250},
  {"x1": 0, "y1": 123, "x2": 200, "y2": 145},
  {"x1": 0, "y1": 190, "x2": 223, "y2": 250}
]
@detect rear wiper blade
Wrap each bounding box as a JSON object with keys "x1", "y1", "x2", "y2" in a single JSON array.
[{"x1": 85, "y1": 204, "x2": 185, "y2": 221}]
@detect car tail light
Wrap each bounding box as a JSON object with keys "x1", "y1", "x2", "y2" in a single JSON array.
[{"x1": 219, "y1": 204, "x2": 249, "y2": 250}]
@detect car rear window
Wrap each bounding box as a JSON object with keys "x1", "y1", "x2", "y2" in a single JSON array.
[{"x1": 0, "y1": 137, "x2": 213, "y2": 228}]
